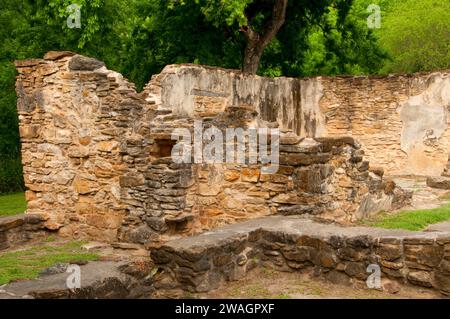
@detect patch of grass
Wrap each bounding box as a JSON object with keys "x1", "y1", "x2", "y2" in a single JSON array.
[
  {"x1": 273, "y1": 293, "x2": 291, "y2": 299},
  {"x1": 0, "y1": 241, "x2": 98, "y2": 285},
  {"x1": 0, "y1": 192, "x2": 26, "y2": 217},
  {"x1": 43, "y1": 235, "x2": 56, "y2": 243},
  {"x1": 261, "y1": 266, "x2": 277, "y2": 277},
  {"x1": 363, "y1": 204, "x2": 450, "y2": 231},
  {"x1": 232, "y1": 284, "x2": 271, "y2": 298}
]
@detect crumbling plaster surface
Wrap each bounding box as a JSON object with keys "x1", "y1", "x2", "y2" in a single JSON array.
[
  {"x1": 155, "y1": 65, "x2": 450, "y2": 176},
  {"x1": 399, "y1": 74, "x2": 450, "y2": 175}
]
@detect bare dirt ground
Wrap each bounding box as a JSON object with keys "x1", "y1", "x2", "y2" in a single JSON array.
[
  {"x1": 198, "y1": 267, "x2": 442, "y2": 299},
  {"x1": 393, "y1": 176, "x2": 450, "y2": 210}
]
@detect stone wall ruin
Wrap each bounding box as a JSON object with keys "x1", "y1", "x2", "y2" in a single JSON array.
[
  {"x1": 157, "y1": 65, "x2": 450, "y2": 176},
  {"x1": 14, "y1": 52, "x2": 449, "y2": 246}
]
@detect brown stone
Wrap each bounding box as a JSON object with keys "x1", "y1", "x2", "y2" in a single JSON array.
[
  {"x1": 383, "y1": 180, "x2": 396, "y2": 194},
  {"x1": 344, "y1": 262, "x2": 368, "y2": 280},
  {"x1": 376, "y1": 243, "x2": 403, "y2": 261},
  {"x1": 407, "y1": 271, "x2": 433, "y2": 288},
  {"x1": 314, "y1": 137, "x2": 358, "y2": 152},
  {"x1": 119, "y1": 175, "x2": 145, "y2": 187},
  {"x1": 281, "y1": 247, "x2": 311, "y2": 262},
  {"x1": 427, "y1": 176, "x2": 450, "y2": 190},
  {"x1": 369, "y1": 166, "x2": 384, "y2": 178},
  {"x1": 224, "y1": 170, "x2": 240, "y2": 182},
  {"x1": 241, "y1": 168, "x2": 260, "y2": 182},
  {"x1": 280, "y1": 153, "x2": 331, "y2": 166},
  {"x1": 380, "y1": 260, "x2": 404, "y2": 270},
  {"x1": 96, "y1": 141, "x2": 119, "y2": 152},
  {"x1": 261, "y1": 182, "x2": 286, "y2": 192},
  {"x1": 19, "y1": 125, "x2": 40, "y2": 139},
  {"x1": 404, "y1": 244, "x2": 442, "y2": 270},
  {"x1": 259, "y1": 174, "x2": 289, "y2": 183},
  {"x1": 79, "y1": 136, "x2": 92, "y2": 146},
  {"x1": 15, "y1": 59, "x2": 43, "y2": 68},
  {"x1": 434, "y1": 272, "x2": 450, "y2": 295},
  {"x1": 72, "y1": 177, "x2": 96, "y2": 195},
  {"x1": 44, "y1": 51, "x2": 75, "y2": 60},
  {"x1": 69, "y1": 55, "x2": 105, "y2": 71},
  {"x1": 272, "y1": 193, "x2": 302, "y2": 205}
]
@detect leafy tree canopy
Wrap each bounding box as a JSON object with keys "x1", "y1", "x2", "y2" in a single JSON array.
[{"x1": 376, "y1": 0, "x2": 450, "y2": 74}]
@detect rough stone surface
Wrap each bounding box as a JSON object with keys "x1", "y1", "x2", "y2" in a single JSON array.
[
  {"x1": 0, "y1": 214, "x2": 46, "y2": 251},
  {"x1": 427, "y1": 176, "x2": 450, "y2": 190},
  {"x1": 68, "y1": 55, "x2": 105, "y2": 71},
  {"x1": 14, "y1": 53, "x2": 415, "y2": 245},
  {"x1": 151, "y1": 65, "x2": 450, "y2": 176},
  {"x1": 151, "y1": 216, "x2": 450, "y2": 296},
  {"x1": 0, "y1": 261, "x2": 154, "y2": 299}
]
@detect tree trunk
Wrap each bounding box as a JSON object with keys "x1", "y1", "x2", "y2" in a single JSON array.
[{"x1": 242, "y1": 0, "x2": 288, "y2": 74}]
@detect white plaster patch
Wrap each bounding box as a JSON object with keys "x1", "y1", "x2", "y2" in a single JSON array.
[{"x1": 399, "y1": 73, "x2": 450, "y2": 175}]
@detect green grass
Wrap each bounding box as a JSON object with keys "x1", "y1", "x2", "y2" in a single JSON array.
[
  {"x1": 0, "y1": 192, "x2": 26, "y2": 217},
  {"x1": 0, "y1": 241, "x2": 99, "y2": 285},
  {"x1": 363, "y1": 204, "x2": 450, "y2": 231}
]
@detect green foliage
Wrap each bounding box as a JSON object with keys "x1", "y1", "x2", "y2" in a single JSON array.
[
  {"x1": 123, "y1": 0, "x2": 245, "y2": 89},
  {"x1": 376, "y1": 0, "x2": 450, "y2": 73},
  {"x1": 363, "y1": 204, "x2": 450, "y2": 231},
  {"x1": 0, "y1": 192, "x2": 26, "y2": 217},
  {"x1": 129, "y1": 0, "x2": 386, "y2": 83},
  {"x1": 0, "y1": 241, "x2": 98, "y2": 285},
  {"x1": 260, "y1": 0, "x2": 387, "y2": 77}
]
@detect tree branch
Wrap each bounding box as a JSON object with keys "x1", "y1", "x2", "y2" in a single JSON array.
[
  {"x1": 240, "y1": 0, "x2": 288, "y2": 47},
  {"x1": 240, "y1": 0, "x2": 289, "y2": 74},
  {"x1": 259, "y1": 0, "x2": 288, "y2": 47}
]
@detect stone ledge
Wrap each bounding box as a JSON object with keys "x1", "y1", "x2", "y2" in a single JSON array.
[
  {"x1": 427, "y1": 176, "x2": 450, "y2": 190},
  {"x1": 0, "y1": 214, "x2": 46, "y2": 251},
  {"x1": 151, "y1": 216, "x2": 450, "y2": 296},
  {"x1": 0, "y1": 261, "x2": 153, "y2": 299}
]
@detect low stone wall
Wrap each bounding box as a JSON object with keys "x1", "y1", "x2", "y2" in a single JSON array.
[
  {"x1": 151, "y1": 216, "x2": 450, "y2": 296},
  {"x1": 0, "y1": 214, "x2": 46, "y2": 251}
]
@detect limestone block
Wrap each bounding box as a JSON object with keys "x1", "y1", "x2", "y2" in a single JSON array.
[{"x1": 427, "y1": 176, "x2": 450, "y2": 190}]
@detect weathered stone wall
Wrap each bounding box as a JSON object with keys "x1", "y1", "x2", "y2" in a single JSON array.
[
  {"x1": 190, "y1": 136, "x2": 409, "y2": 232},
  {"x1": 123, "y1": 75, "x2": 412, "y2": 247},
  {"x1": 319, "y1": 74, "x2": 450, "y2": 176},
  {"x1": 151, "y1": 216, "x2": 450, "y2": 296},
  {"x1": 153, "y1": 65, "x2": 450, "y2": 176},
  {"x1": 15, "y1": 53, "x2": 414, "y2": 245},
  {"x1": 15, "y1": 52, "x2": 156, "y2": 241}
]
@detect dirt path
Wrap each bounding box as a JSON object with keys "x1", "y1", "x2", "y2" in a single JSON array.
[
  {"x1": 198, "y1": 268, "x2": 442, "y2": 299},
  {"x1": 392, "y1": 176, "x2": 450, "y2": 210}
]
